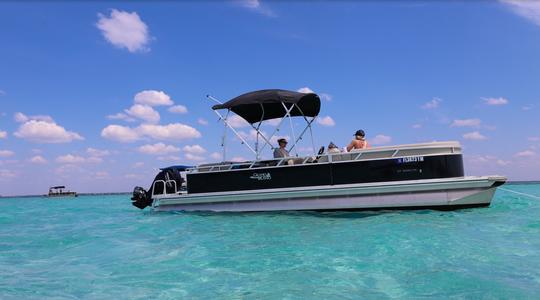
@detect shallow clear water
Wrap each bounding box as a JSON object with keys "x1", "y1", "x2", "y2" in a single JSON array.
[{"x1": 1, "y1": 184, "x2": 539, "y2": 299}]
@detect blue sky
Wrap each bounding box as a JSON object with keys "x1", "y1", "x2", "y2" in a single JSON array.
[{"x1": 1, "y1": 1, "x2": 539, "y2": 195}]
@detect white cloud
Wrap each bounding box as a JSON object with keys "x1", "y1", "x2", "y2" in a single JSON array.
[
  {"x1": 412, "y1": 124, "x2": 422, "y2": 129},
  {"x1": 238, "y1": 129, "x2": 269, "y2": 142},
  {"x1": 316, "y1": 116, "x2": 335, "y2": 127},
  {"x1": 124, "y1": 173, "x2": 142, "y2": 179},
  {"x1": 482, "y1": 97, "x2": 508, "y2": 106},
  {"x1": 496, "y1": 159, "x2": 511, "y2": 166},
  {"x1": 137, "y1": 123, "x2": 201, "y2": 141},
  {"x1": 101, "y1": 124, "x2": 140, "y2": 142},
  {"x1": 0, "y1": 150, "x2": 15, "y2": 157},
  {"x1": 157, "y1": 155, "x2": 181, "y2": 162},
  {"x1": 132, "y1": 162, "x2": 144, "y2": 168},
  {"x1": 451, "y1": 118, "x2": 481, "y2": 128},
  {"x1": 515, "y1": 150, "x2": 536, "y2": 157},
  {"x1": 29, "y1": 155, "x2": 47, "y2": 164},
  {"x1": 96, "y1": 9, "x2": 150, "y2": 53},
  {"x1": 107, "y1": 112, "x2": 136, "y2": 122},
  {"x1": 230, "y1": 156, "x2": 247, "y2": 162},
  {"x1": 297, "y1": 87, "x2": 315, "y2": 94},
  {"x1": 14, "y1": 120, "x2": 83, "y2": 143},
  {"x1": 14, "y1": 112, "x2": 28, "y2": 123},
  {"x1": 54, "y1": 164, "x2": 83, "y2": 176},
  {"x1": 371, "y1": 134, "x2": 392, "y2": 145},
  {"x1": 87, "y1": 157, "x2": 103, "y2": 164},
  {"x1": 501, "y1": 0, "x2": 540, "y2": 27},
  {"x1": 138, "y1": 143, "x2": 180, "y2": 155},
  {"x1": 210, "y1": 152, "x2": 222, "y2": 160},
  {"x1": 56, "y1": 154, "x2": 86, "y2": 164},
  {"x1": 265, "y1": 119, "x2": 281, "y2": 126},
  {"x1": 183, "y1": 144, "x2": 206, "y2": 155},
  {"x1": 185, "y1": 153, "x2": 205, "y2": 161},
  {"x1": 0, "y1": 131, "x2": 6, "y2": 139},
  {"x1": 125, "y1": 104, "x2": 160, "y2": 124},
  {"x1": 227, "y1": 115, "x2": 250, "y2": 128},
  {"x1": 467, "y1": 155, "x2": 510, "y2": 166},
  {"x1": 134, "y1": 90, "x2": 173, "y2": 106},
  {"x1": 528, "y1": 137, "x2": 540, "y2": 142},
  {"x1": 421, "y1": 97, "x2": 442, "y2": 109},
  {"x1": 14, "y1": 112, "x2": 54, "y2": 123},
  {"x1": 463, "y1": 131, "x2": 487, "y2": 141},
  {"x1": 101, "y1": 123, "x2": 201, "y2": 143},
  {"x1": 168, "y1": 105, "x2": 188, "y2": 114},
  {"x1": 235, "y1": 0, "x2": 276, "y2": 17},
  {"x1": 198, "y1": 118, "x2": 209, "y2": 126},
  {"x1": 0, "y1": 169, "x2": 17, "y2": 180},
  {"x1": 86, "y1": 148, "x2": 110, "y2": 157},
  {"x1": 319, "y1": 93, "x2": 332, "y2": 101},
  {"x1": 93, "y1": 171, "x2": 110, "y2": 180}
]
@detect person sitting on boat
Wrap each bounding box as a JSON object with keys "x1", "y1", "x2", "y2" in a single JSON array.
[
  {"x1": 274, "y1": 138, "x2": 295, "y2": 165},
  {"x1": 346, "y1": 130, "x2": 369, "y2": 151},
  {"x1": 274, "y1": 138, "x2": 290, "y2": 158},
  {"x1": 327, "y1": 142, "x2": 341, "y2": 154}
]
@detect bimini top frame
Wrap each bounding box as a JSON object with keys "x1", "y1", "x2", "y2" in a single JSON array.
[{"x1": 208, "y1": 89, "x2": 321, "y2": 160}]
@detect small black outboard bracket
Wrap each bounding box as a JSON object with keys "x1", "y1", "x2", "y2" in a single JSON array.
[{"x1": 131, "y1": 186, "x2": 152, "y2": 209}]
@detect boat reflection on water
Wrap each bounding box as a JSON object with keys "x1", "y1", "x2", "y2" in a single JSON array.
[{"x1": 131, "y1": 89, "x2": 506, "y2": 212}]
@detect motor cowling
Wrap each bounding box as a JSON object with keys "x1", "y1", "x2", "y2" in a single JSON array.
[{"x1": 131, "y1": 186, "x2": 152, "y2": 209}]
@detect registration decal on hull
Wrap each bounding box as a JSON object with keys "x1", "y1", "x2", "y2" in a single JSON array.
[
  {"x1": 250, "y1": 172, "x2": 272, "y2": 181},
  {"x1": 397, "y1": 156, "x2": 425, "y2": 163}
]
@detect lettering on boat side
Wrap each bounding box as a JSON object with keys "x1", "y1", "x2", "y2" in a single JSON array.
[
  {"x1": 397, "y1": 156, "x2": 425, "y2": 164},
  {"x1": 250, "y1": 172, "x2": 272, "y2": 181}
]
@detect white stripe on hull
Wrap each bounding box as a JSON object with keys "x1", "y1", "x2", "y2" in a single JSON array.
[{"x1": 152, "y1": 176, "x2": 503, "y2": 212}]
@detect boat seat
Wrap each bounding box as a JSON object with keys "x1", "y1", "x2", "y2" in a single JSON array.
[
  {"x1": 317, "y1": 155, "x2": 329, "y2": 163},
  {"x1": 331, "y1": 153, "x2": 355, "y2": 162}
]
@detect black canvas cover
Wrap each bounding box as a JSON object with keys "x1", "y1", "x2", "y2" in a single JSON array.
[{"x1": 212, "y1": 89, "x2": 321, "y2": 124}]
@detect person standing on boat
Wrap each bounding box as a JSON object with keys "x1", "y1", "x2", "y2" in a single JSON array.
[
  {"x1": 274, "y1": 138, "x2": 290, "y2": 158},
  {"x1": 347, "y1": 130, "x2": 369, "y2": 151}
]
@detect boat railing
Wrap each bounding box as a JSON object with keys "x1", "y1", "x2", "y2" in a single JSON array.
[
  {"x1": 188, "y1": 141, "x2": 461, "y2": 174},
  {"x1": 151, "y1": 180, "x2": 178, "y2": 196}
]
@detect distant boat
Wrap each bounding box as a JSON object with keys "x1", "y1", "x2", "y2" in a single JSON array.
[{"x1": 47, "y1": 186, "x2": 77, "y2": 198}]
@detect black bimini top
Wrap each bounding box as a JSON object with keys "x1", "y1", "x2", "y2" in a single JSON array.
[{"x1": 212, "y1": 89, "x2": 321, "y2": 124}]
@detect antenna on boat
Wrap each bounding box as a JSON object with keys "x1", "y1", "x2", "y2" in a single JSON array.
[
  {"x1": 207, "y1": 95, "x2": 227, "y2": 160},
  {"x1": 206, "y1": 94, "x2": 223, "y2": 104}
]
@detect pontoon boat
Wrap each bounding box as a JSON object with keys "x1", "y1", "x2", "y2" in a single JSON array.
[{"x1": 131, "y1": 89, "x2": 505, "y2": 212}]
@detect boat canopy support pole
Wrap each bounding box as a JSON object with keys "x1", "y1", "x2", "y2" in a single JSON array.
[
  {"x1": 207, "y1": 95, "x2": 257, "y2": 158},
  {"x1": 208, "y1": 95, "x2": 317, "y2": 160},
  {"x1": 282, "y1": 102, "x2": 298, "y2": 157},
  {"x1": 212, "y1": 109, "x2": 257, "y2": 156},
  {"x1": 289, "y1": 104, "x2": 316, "y2": 156},
  {"x1": 257, "y1": 103, "x2": 296, "y2": 155}
]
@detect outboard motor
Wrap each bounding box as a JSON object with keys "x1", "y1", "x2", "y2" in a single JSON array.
[{"x1": 131, "y1": 186, "x2": 152, "y2": 209}]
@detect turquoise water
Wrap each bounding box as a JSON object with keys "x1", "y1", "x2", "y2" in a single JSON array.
[{"x1": 1, "y1": 184, "x2": 540, "y2": 299}]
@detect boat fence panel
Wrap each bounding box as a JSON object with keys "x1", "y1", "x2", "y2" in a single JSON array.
[
  {"x1": 152, "y1": 180, "x2": 178, "y2": 196},
  {"x1": 188, "y1": 142, "x2": 462, "y2": 174},
  {"x1": 396, "y1": 148, "x2": 454, "y2": 157}
]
